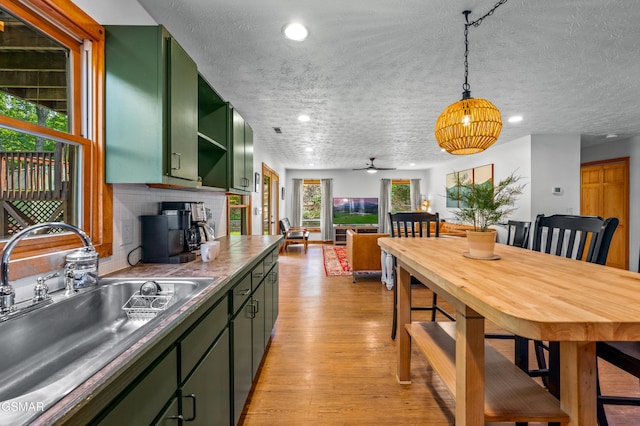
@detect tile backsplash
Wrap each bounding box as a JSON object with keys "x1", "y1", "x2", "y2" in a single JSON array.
[{"x1": 99, "y1": 184, "x2": 227, "y2": 275}]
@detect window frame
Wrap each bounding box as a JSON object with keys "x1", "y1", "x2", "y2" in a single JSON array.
[
  {"x1": 0, "y1": 1, "x2": 111, "y2": 268},
  {"x1": 227, "y1": 193, "x2": 252, "y2": 236}
]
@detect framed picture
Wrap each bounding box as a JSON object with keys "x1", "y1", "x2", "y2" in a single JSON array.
[
  {"x1": 457, "y1": 168, "x2": 473, "y2": 208},
  {"x1": 473, "y1": 163, "x2": 494, "y2": 188},
  {"x1": 255, "y1": 172, "x2": 260, "y2": 192},
  {"x1": 446, "y1": 172, "x2": 459, "y2": 208}
]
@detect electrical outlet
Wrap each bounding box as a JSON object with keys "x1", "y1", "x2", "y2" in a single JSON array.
[{"x1": 121, "y1": 219, "x2": 133, "y2": 246}]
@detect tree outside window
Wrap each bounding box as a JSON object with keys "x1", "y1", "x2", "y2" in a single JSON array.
[
  {"x1": 302, "y1": 180, "x2": 321, "y2": 228},
  {"x1": 391, "y1": 180, "x2": 411, "y2": 213}
]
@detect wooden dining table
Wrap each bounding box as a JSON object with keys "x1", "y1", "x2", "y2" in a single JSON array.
[{"x1": 378, "y1": 236, "x2": 640, "y2": 426}]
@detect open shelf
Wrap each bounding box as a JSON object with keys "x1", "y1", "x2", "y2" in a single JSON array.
[{"x1": 405, "y1": 321, "x2": 569, "y2": 424}]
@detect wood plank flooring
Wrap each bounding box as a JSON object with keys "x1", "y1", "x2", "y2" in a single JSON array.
[{"x1": 239, "y1": 244, "x2": 640, "y2": 425}]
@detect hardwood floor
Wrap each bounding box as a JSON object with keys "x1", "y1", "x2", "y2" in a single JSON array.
[{"x1": 240, "y1": 244, "x2": 640, "y2": 425}]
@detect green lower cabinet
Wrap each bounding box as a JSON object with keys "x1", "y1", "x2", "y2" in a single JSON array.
[
  {"x1": 232, "y1": 300, "x2": 253, "y2": 425},
  {"x1": 153, "y1": 397, "x2": 180, "y2": 425},
  {"x1": 95, "y1": 348, "x2": 178, "y2": 425},
  {"x1": 181, "y1": 328, "x2": 230, "y2": 425},
  {"x1": 251, "y1": 280, "x2": 266, "y2": 378}
]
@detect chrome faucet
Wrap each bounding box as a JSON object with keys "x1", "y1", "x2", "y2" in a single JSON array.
[{"x1": 0, "y1": 222, "x2": 95, "y2": 315}]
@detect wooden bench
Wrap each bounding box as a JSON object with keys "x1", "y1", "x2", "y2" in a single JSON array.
[{"x1": 406, "y1": 321, "x2": 569, "y2": 424}]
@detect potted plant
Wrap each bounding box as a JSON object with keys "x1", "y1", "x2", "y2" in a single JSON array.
[{"x1": 449, "y1": 171, "x2": 525, "y2": 259}]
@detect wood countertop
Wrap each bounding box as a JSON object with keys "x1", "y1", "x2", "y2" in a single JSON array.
[{"x1": 35, "y1": 235, "x2": 282, "y2": 425}]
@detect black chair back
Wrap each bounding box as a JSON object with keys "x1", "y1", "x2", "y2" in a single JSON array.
[
  {"x1": 388, "y1": 212, "x2": 439, "y2": 238},
  {"x1": 506, "y1": 220, "x2": 531, "y2": 248},
  {"x1": 279, "y1": 218, "x2": 291, "y2": 234},
  {"x1": 532, "y1": 214, "x2": 619, "y2": 265}
]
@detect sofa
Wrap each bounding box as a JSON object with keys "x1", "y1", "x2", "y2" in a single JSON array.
[{"x1": 345, "y1": 230, "x2": 389, "y2": 283}]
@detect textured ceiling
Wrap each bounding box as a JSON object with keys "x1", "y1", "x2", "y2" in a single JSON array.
[{"x1": 80, "y1": 0, "x2": 640, "y2": 170}]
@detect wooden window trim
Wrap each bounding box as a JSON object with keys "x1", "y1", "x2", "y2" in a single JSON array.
[{"x1": 0, "y1": 1, "x2": 112, "y2": 268}]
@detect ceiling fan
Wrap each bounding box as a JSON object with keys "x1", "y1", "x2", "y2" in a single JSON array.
[{"x1": 352, "y1": 157, "x2": 396, "y2": 174}]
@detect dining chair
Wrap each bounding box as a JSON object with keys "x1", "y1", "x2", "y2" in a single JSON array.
[
  {"x1": 596, "y1": 341, "x2": 640, "y2": 425},
  {"x1": 279, "y1": 218, "x2": 310, "y2": 253},
  {"x1": 388, "y1": 212, "x2": 455, "y2": 340},
  {"x1": 505, "y1": 220, "x2": 531, "y2": 248},
  {"x1": 525, "y1": 214, "x2": 619, "y2": 397},
  {"x1": 596, "y1": 248, "x2": 640, "y2": 425}
]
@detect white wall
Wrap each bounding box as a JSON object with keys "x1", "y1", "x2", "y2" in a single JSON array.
[
  {"x1": 530, "y1": 134, "x2": 581, "y2": 218},
  {"x1": 284, "y1": 169, "x2": 426, "y2": 240},
  {"x1": 582, "y1": 136, "x2": 640, "y2": 271},
  {"x1": 424, "y1": 135, "x2": 533, "y2": 223}
]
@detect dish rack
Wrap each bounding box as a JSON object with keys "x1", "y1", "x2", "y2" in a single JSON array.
[{"x1": 123, "y1": 291, "x2": 175, "y2": 321}]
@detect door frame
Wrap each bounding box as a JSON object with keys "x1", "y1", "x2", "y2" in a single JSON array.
[{"x1": 261, "y1": 163, "x2": 280, "y2": 235}]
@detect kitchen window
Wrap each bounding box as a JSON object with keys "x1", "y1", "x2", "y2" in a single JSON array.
[
  {"x1": 228, "y1": 194, "x2": 251, "y2": 235},
  {"x1": 0, "y1": 1, "x2": 111, "y2": 261}
]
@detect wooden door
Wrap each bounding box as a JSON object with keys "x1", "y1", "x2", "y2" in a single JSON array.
[
  {"x1": 261, "y1": 163, "x2": 280, "y2": 235},
  {"x1": 580, "y1": 158, "x2": 629, "y2": 269}
]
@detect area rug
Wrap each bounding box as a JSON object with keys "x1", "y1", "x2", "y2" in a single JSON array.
[{"x1": 322, "y1": 245, "x2": 352, "y2": 276}]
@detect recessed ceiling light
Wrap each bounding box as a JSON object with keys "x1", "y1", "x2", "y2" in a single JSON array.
[
  {"x1": 305, "y1": 147, "x2": 313, "y2": 152},
  {"x1": 606, "y1": 133, "x2": 618, "y2": 138},
  {"x1": 508, "y1": 115, "x2": 523, "y2": 123},
  {"x1": 298, "y1": 114, "x2": 310, "y2": 122},
  {"x1": 283, "y1": 23, "x2": 308, "y2": 41},
  {"x1": 308, "y1": 163, "x2": 314, "y2": 167},
  {"x1": 410, "y1": 163, "x2": 416, "y2": 166}
]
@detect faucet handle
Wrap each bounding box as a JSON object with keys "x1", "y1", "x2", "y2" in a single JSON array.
[{"x1": 34, "y1": 272, "x2": 60, "y2": 303}]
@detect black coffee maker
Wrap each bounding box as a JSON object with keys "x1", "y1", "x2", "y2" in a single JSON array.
[{"x1": 140, "y1": 209, "x2": 196, "y2": 264}]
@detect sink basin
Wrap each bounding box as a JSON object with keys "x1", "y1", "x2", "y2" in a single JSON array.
[{"x1": 0, "y1": 277, "x2": 215, "y2": 425}]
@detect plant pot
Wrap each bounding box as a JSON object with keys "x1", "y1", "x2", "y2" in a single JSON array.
[{"x1": 465, "y1": 229, "x2": 497, "y2": 259}]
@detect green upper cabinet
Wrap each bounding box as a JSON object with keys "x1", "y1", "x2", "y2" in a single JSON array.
[
  {"x1": 105, "y1": 26, "x2": 198, "y2": 185},
  {"x1": 231, "y1": 108, "x2": 254, "y2": 193}
]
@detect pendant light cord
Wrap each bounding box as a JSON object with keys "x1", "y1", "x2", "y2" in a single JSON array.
[{"x1": 462, "y1": 0, "x2": 509, "y2": 99}]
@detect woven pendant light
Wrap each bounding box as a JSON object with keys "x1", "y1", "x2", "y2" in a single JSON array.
[
  {"x1": 435, "y1": 3, "x2": 508, "y2": 155},
  {"x1": 435, "y1": 96, "x2": 502, "y2": 155}
]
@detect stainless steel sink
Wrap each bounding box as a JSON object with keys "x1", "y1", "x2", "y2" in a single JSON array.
[{"x1": 0, "y1": 277, "x2": 215, "y2": 425}]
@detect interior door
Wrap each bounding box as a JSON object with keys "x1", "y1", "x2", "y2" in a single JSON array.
[
  {"x1": 261, "y1": 163, "x2": 280, "y2": 235},
  {"x1": 580, "y1": 158, "x2": 629, "y2": 269}
]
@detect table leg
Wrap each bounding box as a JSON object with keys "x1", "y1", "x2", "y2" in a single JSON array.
[
  {"x1": 560, "y1": 341, "x2": 597, "y2": 426},
  {"x1": 396, "y1": 265, "x2": 411, "y2": 384},
  {"x1": 455, "y1": 306, "x2": 485, "y2": 425}
]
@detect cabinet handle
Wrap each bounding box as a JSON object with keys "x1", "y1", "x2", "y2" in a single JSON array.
[
  {"x1": 167, "y1": 415, "x2": 183, "y2": 421},
  {"x1": 171, "y1": 152, "x2": 182, "y2": 170},
  {"x1": 253, "y1": 272, "x2": 264, "y2": 279},
  {"x1": 238, "y1": 288, "x2": 251, "y2": 296},
  {"x1": 184, "y1": 393, "x2": 197, "y2": 422},
  {"x1": 254, "y1": 299, "x2": 260, "y2": 314}
]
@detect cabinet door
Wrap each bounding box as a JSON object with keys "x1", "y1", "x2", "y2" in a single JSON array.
[
  {"x1": 181, "y1": 328, "x2": 230, "y2": 426},
  {"x1": 232, "y1": 109, "x2": 246, "y2": 190},
  {"x1": 232, "y1": 301, "x2": 253, "y2": 425},
  {"x1": 251, "y1": 281, "x2": 266, "y2": 378},
  {"x1": 153, "y1": 397, "x2": 180, "y2": 425},
  {"x1": 167, "y1": 37, "x2": 198, "y2": 181},
  {"x1": 96, "y1": 348, "x2": 178, "y2": 425},
  {"x1": 244, "y1": 122, "x2": 254, "y2": 188}
]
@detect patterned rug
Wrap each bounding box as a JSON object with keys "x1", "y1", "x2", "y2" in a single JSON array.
[{"x1": 322, "y1": 245, "x2": 352, "y2": 276}]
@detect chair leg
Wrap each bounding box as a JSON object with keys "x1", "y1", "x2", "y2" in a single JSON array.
[
  {"x1": 391, "y1": 282, "x2": 398, "y2": 340},
  {"x1": 304, "y1": 240, "x2": 308, "y2": 253},
  {"x1": 534, "y1": 340, "x2": 549, "y2": 388},
  {"x1": 352, "y1": 271, "x2": 356, "y2": 283},
  {"x1": 431, "y1": 293, "x2": 438, "y2": 322},
  {"x1": 596, "y1": 362, "x2": 609, "y2": 426}
]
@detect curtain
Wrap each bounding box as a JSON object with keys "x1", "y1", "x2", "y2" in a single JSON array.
[
  {"x1": 320, "y1": 178, "x2": 333, "y2": 241},
  {"x1": 410, "y1": 179, "x2": 421, "y2": 211},
  {"x1": 379, "y1": 179, "x2": 391, "y2": 233},
  {"x1": 291, "y1": 178, "x2": 303, "y2": 227}
]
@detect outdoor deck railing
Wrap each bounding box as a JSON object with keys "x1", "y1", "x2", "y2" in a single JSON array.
[{"x1": 0, "y1": 150, "x2": 69, "y2": 201}]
